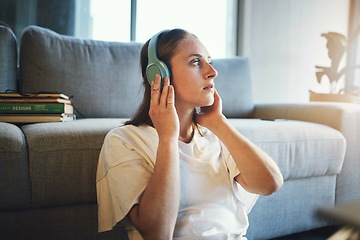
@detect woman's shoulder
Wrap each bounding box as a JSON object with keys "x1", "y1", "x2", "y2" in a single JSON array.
[
  {"x1": 104, "y1": 124, "x2": 159, "y2": 151},
  {"x1": 101, "y1": 124, "x2": 158, "y2": 167},
  {"x1": 107, "y1": 124, "x2": 157, "y2": 139}
]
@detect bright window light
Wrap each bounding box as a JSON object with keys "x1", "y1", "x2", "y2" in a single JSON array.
[
  {"x1": 76, "y1": 0, "x2": 236, "y2": 57},
  {"x1": 136, "y1": 0, "x2": 234, "y2": 58},
  {"x1": 90, "y1": 0, "x2": 131, "y2": 41}
]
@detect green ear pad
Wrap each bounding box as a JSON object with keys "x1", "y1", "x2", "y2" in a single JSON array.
[{"x1": 146, "y1": 32, "x2": 170, "y2": 86}]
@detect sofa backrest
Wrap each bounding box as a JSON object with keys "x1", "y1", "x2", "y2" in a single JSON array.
[
  {"x1": 212, "y1": 57, "x2": 254, "y2": 118},
  {"x1": 19, "y1": 26, "x2": 254, "y2": 118},
  {"x1": 0, "y1": 25, "x2": 18, "y2": 92},
  {"x1": 20, "y1": 26, "x2": 144, "y2": 118}
]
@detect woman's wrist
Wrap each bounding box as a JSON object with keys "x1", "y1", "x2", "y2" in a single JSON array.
[
  {"x1": 158, "y1": 134, "x2": 179, "y2": 145},
  {"x1": 202, "y1": 114, "x2": 227, "y2": 133}
]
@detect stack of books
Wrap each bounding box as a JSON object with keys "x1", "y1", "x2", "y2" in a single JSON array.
[{"x1": 0, "y1": 92, "x2": 76, "y2": 123}]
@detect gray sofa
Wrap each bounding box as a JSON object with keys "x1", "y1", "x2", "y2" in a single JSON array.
[{"x1": 0, "y1": 25, "x2": 359, "y2": 240}]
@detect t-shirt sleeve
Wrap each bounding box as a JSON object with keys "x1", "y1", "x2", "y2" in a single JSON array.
[
  {"x1": 221, "y1": 142, "x2": 259, "y2": 214},
  {"x1": 96, "y1": 129, "x2": 153, "y2": 232}
]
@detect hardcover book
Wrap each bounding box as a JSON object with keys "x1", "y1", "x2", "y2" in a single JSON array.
[
  {"x1": 0, "y1": 102, "x2": 73, "y2": 114},
  {"x1": 0, "y1": 114, "x2": 75, "y2": 123},
  {"x1": 0, "y1": 92, "x2": 70, "y2": 100},
  {"x1": 0, "y1": 92, "x2": 76, "y2": 123}
]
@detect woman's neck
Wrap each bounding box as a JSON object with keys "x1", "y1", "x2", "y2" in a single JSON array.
[{"x1": 177, "y1": 107, "x2": 196, "y2": 143}]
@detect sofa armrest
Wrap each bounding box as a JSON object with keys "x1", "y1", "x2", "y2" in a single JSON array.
[
  {"x1": 253, "y1": 102, "x2": 360, "y2": 203},
  {"x1": 254, "y1": 102, "x2": 360, "y2": 133}
]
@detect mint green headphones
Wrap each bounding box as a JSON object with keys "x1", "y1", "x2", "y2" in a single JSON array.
[{"x1": 146, "y1": 32, "x2": 170, "y2": 86}]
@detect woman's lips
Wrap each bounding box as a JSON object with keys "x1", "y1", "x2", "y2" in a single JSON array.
[{"x1": 203, "y1": 84, "x2": 214, "y2": 91}]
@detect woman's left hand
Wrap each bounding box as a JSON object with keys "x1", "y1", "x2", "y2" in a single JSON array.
[{"x1": 195, "y1": 89, "x2": 225, "y2": 130}]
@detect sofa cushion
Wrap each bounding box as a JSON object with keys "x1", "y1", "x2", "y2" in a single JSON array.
[
  {"x1": 212, "y1": 58, "x2": 254, "y2": 118},
  {"x1": 22, "y1": 117, "x2": 345, "y2": 209},
  {"x1": 21, "y1": 118, "x2": 127, "y2": 208},
  {"x1": 231, "y1": 119, "x2": 346, "y2": 238},
  {"x1": 0, "y1": 122, "x2": 31, "y2": 210},
  {"x1": 0, "y1": 25, "x2": 17, "y2": 92},
  {"x1": 228, "y1": 119, "x2": 346, "y2": 180},
  {"x1": 248, "y1": 175, "x2": 337, "y2": 239},
  {"x1": 19, "y1": 26, "x2": 143, "y2": 118}
]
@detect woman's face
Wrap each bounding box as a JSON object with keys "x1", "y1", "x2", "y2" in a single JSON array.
[{"x1": 169, "y1": 36, "x2": 218, "y2": 110}]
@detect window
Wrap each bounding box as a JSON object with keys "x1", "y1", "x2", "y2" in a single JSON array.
[
  {"x1": 75, "y1": 0, "x2": 131, "y2": 42},
  {"x1": 75, "y1": 0, "x2": 237, "y2": 58},
  {"x1": 0, "y1": 0, "x2": 237, "y2": 58},
  {"x1": 136, "y1": 0, "x2": 237, "y2": 58}
]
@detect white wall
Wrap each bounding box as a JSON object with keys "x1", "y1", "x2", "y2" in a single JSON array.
[{"x1": 239, "y1": 0, "x2": 350, "y2": 103}]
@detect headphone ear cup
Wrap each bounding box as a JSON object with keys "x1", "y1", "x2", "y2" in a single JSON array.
[
  {"x1": 146, "y1": 32, "x2": 171, "y2": 86},
  {"x1": 146, "y1": 64, "x2": 161, "y2": 85},
  {"x1": 146, "y1": 61, "x2": 170, "y2": 86}
]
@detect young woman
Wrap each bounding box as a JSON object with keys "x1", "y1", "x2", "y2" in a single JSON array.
[{"x1": 96, "y1": 29, "x2": 283, "y2": 240}]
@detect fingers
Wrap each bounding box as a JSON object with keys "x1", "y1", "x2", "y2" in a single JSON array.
[
  {"x1": 151, "y1": 74, "x2": 161, "y2": 93},
  {"x1": 150, "y1": 75, "x2": 174, "y2": 108},
  {"x1": 160, "y1": 77, "x2": 170, "y2": 106},
  {"x1": 212, "y1": 88, "x2": 220, "y2": 103},
  {"x1": 167, "y1": 85, "x2": 174, "y2": 106},
  {"x1": 213, "y1": 88, "x2": 222, "y2": 107},
  {"x1": 163, "y1": 77, "x2": 175, "y2": 107},
  {"x1": 150, "y1": 75, "x2": 162, "y2": 107},
  {"x1": 159, "y1": 77, "x2": 168, "y2": 105}
]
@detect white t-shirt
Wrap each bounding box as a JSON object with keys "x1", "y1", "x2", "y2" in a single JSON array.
[{"x1": 96, "y1": 125, "x2": 258, "y2": 240}]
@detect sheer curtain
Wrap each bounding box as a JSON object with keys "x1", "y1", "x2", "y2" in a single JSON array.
[{"x1": 346, "y1": 0, "x2": 360, "y2": 92}]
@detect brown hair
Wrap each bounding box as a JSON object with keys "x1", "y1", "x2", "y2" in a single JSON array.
[{"x1": 125, "y1": 29, "x2": 195, "y2": 127}]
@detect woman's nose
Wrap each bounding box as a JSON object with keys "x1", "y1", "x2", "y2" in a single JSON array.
[{"x1": 205, "y1": 63, "x2": 218, "y2": 79}]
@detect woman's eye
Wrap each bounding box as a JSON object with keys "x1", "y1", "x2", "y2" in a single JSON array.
[{"x1": 191, "y1": 59, "x2": 200, "y2": 66}]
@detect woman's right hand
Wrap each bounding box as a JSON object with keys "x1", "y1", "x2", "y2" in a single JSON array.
[{"x1": 149, "y1": 74, "x2": 179, "y2": 140}]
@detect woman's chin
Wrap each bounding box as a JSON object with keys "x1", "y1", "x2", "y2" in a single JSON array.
[{"x1": 200, "y1": 98, "x2": 214, "y2": 107}]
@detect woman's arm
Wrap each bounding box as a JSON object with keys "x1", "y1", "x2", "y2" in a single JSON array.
[
  {"x1": 128, "y1": 76, "x2": 180, "y2": 239},
  {"x1": 197, "y1": 90, "x2": 283, "y2": 196},
  {"x1": 128, "y1": 137, "x2": 180, "y2": 239},
  {"x1": 209, "y1": 116, "x2": 283, "y2": 195}
]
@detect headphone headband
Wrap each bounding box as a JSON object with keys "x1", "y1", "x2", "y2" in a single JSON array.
[{"x1": 148, "y1": 32, "x2": 160, "y2": 63}]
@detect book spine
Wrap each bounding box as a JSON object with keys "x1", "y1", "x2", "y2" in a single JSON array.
[{"x1": 0, "y1": 103, "x2": 69, "y2": 114}]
